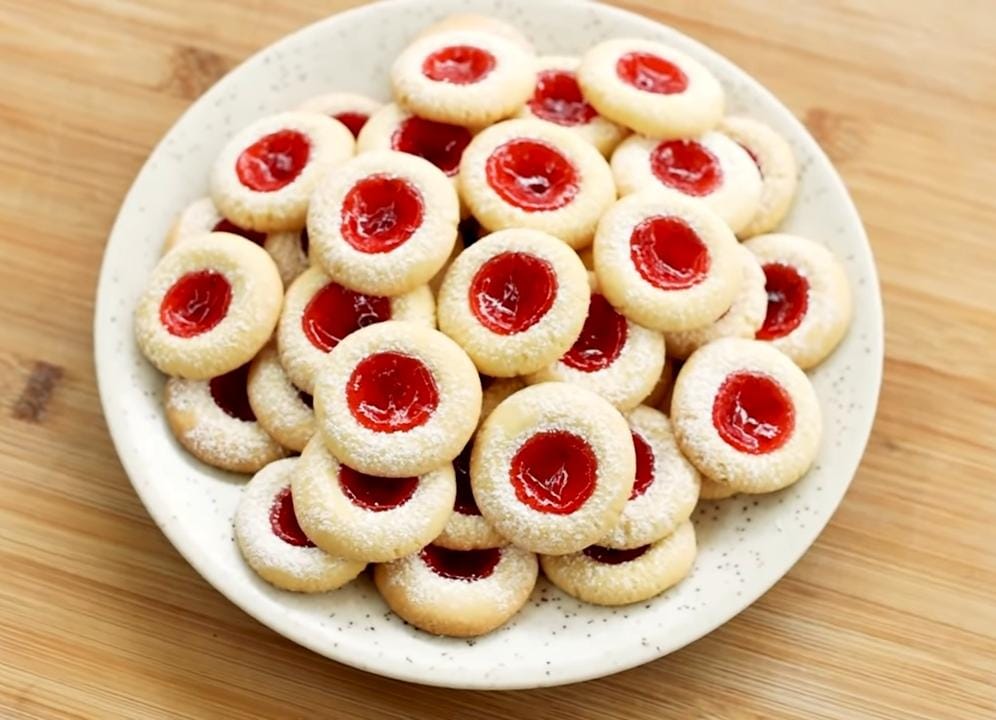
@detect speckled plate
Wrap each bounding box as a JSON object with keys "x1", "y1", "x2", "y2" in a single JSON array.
[{"x1": 94, "y1": 0, "x2": 883, "y2": 689}]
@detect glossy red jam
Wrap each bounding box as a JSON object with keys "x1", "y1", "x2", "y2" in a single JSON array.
[
  {"x1": 160, "y1": 270, "x2": 232, "y2": 338},
  {"x1": 211, "y1": 218, "x2": 266, "y2": 245},
  {"x1": 616, "y1": 52, "x2": 688, "y2": 94},
  {"x1": 650, "y1": 140, "x2": 723, "y2": 196},
  {"x1": 757, "y1": 263, "x2": 809, "y2": 340},
  {"x1": 528, "y1": 69, "x2": 597, "y2": 126},
  {"x1": 340, "y1": 174, "x2": 425, "y2": 254},
  {"x1": 583, "y1": 544, "x2": 650, "y2": 564},
  {"x1": 712, "y1": 371, "x2": 795, "y2": 454},
  {"x1": 420, "y1": 544, "x2": 502, "y2": 581},
  {"x1": 208, "y1": 363, "x2": 255, "y2": 422},
  {"x1": 268, "y1": 486, "x2": 315, "y2": 547},
  {"x1": 510, "y1": 430, "x2": 598, "y2": 515},
  {"x1": 392, "y1": 116, "x2": 472, "y2": 177},
  {"x1": 235, "y1": 129, "x2": 310, "y2": 192},
  {"x1": 346, "y1": 352, "x2": 439, "y2": 433},
  {"x1": 453, "y1": 443, "x2": 481, "y2": 516},
  {"x1": 422, "y1": 45, "x2": 496, "y2": 84},
  {"x1": 485, "y1": 139, "x2": 579, "y2": 211},
  {"x1": 338, "y1": 465, "x2": 419, "y2": 512},
  {"x1": 561, "y1": 294, "x2": 628, "y2": 372},
  {"x1": 333, "y1": 111, "x2": 369, "y2": 138},
  {"x1": 469, "y1": 252, "x2": 557, "y2": 335},
  {"x1": 630, "y1": 215, "x2": 710, "y2": 290},
  {"x1": 630, "y1": 431, "x2": 655, "y2": 499},
  {"x1": 301, "y1": 282, "x2": 391, "y2": 352}
]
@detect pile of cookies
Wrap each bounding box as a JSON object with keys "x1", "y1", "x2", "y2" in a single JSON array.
[{"x1": 133, "y1": 13, "x2": 852, "y2": 637}]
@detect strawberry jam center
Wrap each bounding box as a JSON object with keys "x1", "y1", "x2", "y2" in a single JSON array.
[
  {"x1": 757, "y1": 263, "x2": 809, "y2": 340},
  {"x1": 268, "y1": 486, "x2": 315, "y2": 547},
  {"x1": 338, "y1": 465, "x2": 418, "y2": 512},
  {"x1": 616, "y1": 52, "x2": 688, "y2": 94},
  {"x1": 420, "y1": 544, "x2": 502, "y2": 581},
  {"x1": 528, "y1": 69, "x2": 597, "y2": 126},
  {"x1": 391, "y1": 117, "x2": 472, "y2": 177},
  {"x1": 453, "y1": 443, "x2": 481, "y2": 516},
  {"x1": 235, "y1": 129, "x2": 310, "y2": 192},
  {"x1": 333, "y1": 111, "x2": 368, "y2": 138},
  {"x1": 160, "y1": 270, "x2": 232, "y2": 338},
  {"x1": 650, "y1": 140, "x2": 723, "y2": 196},
  {"x1": 340, "y1": 174, "x2": 425, "y2": 254},
  {"x1": 561, "y1": 293, "x2": 628, "y2": 372},
  {"x1": 301, "y1": 281, "x2": 391, "y2": 353},
  {"x1": 211, "y1": 218, "x2": 266, "y2": 245},
  {"x1": 510, "y1": 430, "x2": 597, "y2": 515},
  {"x1": 630, "y1": 215, "x2": 710, "y2": 290},
  {"x1": 630, "y1": 431, "x2": 655, "y2": 499},
  {"x1": 469, "y1": 252, "x2": 557, "y2": 335},
  {"x1": 712, "y1": 371, "x2": 795, "y2": 454},
  {"x1": 208, "y1": 363, "x2": 255, "y2": 422},
  {"x1": 583, "y1": 544, "x2": 650, "y2": 564},
  {"x1": 422, "y1": 45, "x2": 496, "y2": 84},
  {"x1": 485, "y1": 138, "x2": 579, "y2": 211},
  {"x1": 346, "y1": 351, "x2": 439, "y2": 433}
]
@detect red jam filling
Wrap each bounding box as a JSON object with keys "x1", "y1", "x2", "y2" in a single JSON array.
[
  {"x1": 630, "y1": 431, "x2": 655, "y2": 499},
  {"x1": 469, "y1": 252, "x2": 557, "y2": 335},
  {"x1": 528, "y1": 69, "x2": 597, "y2": 126},
  {"x1": 391, "y1": 116, "x2": 472, "y2": 177},
  {"x1": 268, "y1": 486, "x2": 315, "y2": 547},
  {"x1": 630, "y1": 215, "x2": 710, "y2": 290},
  {"x1": 420, "y1": 544, "x2": 502, "y2": 581},
  {"x1": 338, "y1": 465, "x2": 418, "y2": 512},
  {"x1": 235, "y1": 129, "x2": 310, "y2": 192},
  {"x1": 346, "y1": 351, "x2": 439, "y2": 433},
  {"x1": 208, "y1": 363, "x2": 255, "y2": 422},
  {"x1": 485, "y1": 138, "x2": 580, "y2": 212},
  {"x1": 301, "y1": 282, "x2": 391, "y2": 352},
  {"x1": 650, "y1": 140, "x2": 723, "y2": 196},
  {"x1": 422, "y1": 45, "x2": 496, "y2": 84},
  {"x1": 160, "y1": 270, "x2": 232, "y2": 338},
  {"x1": 340, "y1": 174, "x2": 425, "y2": 254},
  {"x1": 333, "y1": 111, "x2": 369, "y2": 138},
  {"x1": 561, "y1": 294, "x2": 628, "y2": 372},
  {"x1": 616, "y1": 52, "x2": 688, "y2": 94},
  {"x1": 453, "y1": 443, "x2": 481, "y2": 516},
  {"x1": 211, "y1": 218, "x2": 266, "y2": 246},
  {"x1": 583, "y1": 544, "x2": 650, "y2": 565},
  {"x1": 757, "y1": 263, "x2": 809, "y2": 340},
  {"x1": 510, "y1": 430, "x2": 598, "y2": 515},
  {"x1": 712, "y1": 371, "x2": 795, "y2": 454}
]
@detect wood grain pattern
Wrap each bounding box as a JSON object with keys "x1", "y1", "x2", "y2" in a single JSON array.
[{"x1": 1, "y1": 1, "x2": 994, "y2": 717}]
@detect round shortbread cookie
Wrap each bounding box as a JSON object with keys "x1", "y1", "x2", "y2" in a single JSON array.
[
  {"x1": 434, "y1": 442, "x2": 507, "y2": 551},
  {"x1": 577, "y1": 38, "x2": 723, "y2": 139},
  {"x1": 210, "y1": 111, "x2": 355, "y2": 232},
  {"x1": 671, "y1": 338, "x2": 822, "y2": 493},
  {"x1": 135, "y1": 232, "x2": 283, "y2": 379},
  {"x1": 234, "y1": 458, "x2": 366, "y2": 592},
  {"x1": 262, "y1": 228, "x2": 310, "y2": 287},
  {"x1": 164, "y1": 363, "x2": 286, "y2": 473},
  {"x1": 471, "y1": 382, "x2": 635, "y2": 555},
  {"x1": 296, "y1": 92, "x2": 383, "y2": 138},
  {"x1": 540, "y1": 520, "x2": 696, "y2": 606},
  {"x1": 374, "y1": 543, "x2": 537, "y2": 637},
  {"x1": 611, "y1": 131, "x2": 762, "y2": 235},
  {"x1": 415, "y1": 13, "x2": 533, "y2": 54},
  {"x1": 437, "y1": 228, "x2": 590, "y2": 377},
  {"x1": 592, "y1": 189, "x2": 741, "y2": 332},
  {"x1": 307, "y1": 150, "x2": 460, "y2": 296},
  {"x1": 698, "y1": 477, "x2": 738, "y2": 500},
  {"x1": 276, "y1": 265, "x2": 434, "y2": 394},
  {"x1": 313, "y1": 321, "x2": 482, "y2": 478},
  {"x1": 292, "y1": 436, "x2": 455, "y2": 563},
  {"x1": 744, "y1": 233, "x2": 852, "y2": 369},
  {"x1": 247, "y1": 343, "x2": 316, "y2": 453},
  {"x1": 459, "y1": 118, "x2": 616, "y2": 249},
  {"x1": 597, "y1": 406, "x2": 700, "y2": 549}
]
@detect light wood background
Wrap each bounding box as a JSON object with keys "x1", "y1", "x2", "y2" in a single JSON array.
[{"x1": 1, "y1": 1, "x2": 994, "y2": 718}]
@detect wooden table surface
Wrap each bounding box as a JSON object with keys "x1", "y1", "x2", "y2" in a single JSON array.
[{"x1": 2, "y1": 0, "x2": 994, "y2": 717}]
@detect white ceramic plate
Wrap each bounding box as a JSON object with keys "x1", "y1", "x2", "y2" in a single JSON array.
[{"x1": 94, "y1": 0, "x2": 883, "y2": 689}]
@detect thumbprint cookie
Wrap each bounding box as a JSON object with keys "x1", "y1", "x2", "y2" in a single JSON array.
[
  {"x1": 210, "y1": 111, "x2": 354, "y2": 232},
  {"x1": 135, "y1": 232, "x2": 283, "y2": 379},
  {"x1": 276, "y1": 265, "x2": 434, "y2": 394},
  {"x1": 246, "y1": 344, "x2": 316, "y2": 453},
  {"x1": 415, "y1": 13, "x2": 533, "y2": 54},
  {"x1": 577, "y1": 38, "x2": 723, "y2": 139},
  {"x1": 307, "y1": 151, "x2": 459, "y2": 296},
  {"x1": 292, "y1": 436, "x2": 455, "y2": 563},
  {"x1": 671, "y1": 338, "x2": 822, "y2": 494},
  {"x1": 434, "y1": 441, "x2": 507, "y2": 551},
  {"x1": 744, "y1": 233, "x2": 852, "y2": 369},
  {"x1": 437, "y1": 228, "x2": 590, "y2": 377},
  {"x1": 374, "y1": 543, "x2": 538, "y2": 637},
  {"x1": 313, "y1": 321, "x2": 481, "y2": 478},
  {"x1": 471, "y1": 382, "x2": 635, "y2": 555},
  {"x1": 458, "y1": 118, "x2": 616, "y2": 249},
  {"x1": 296, "y1": 92, "x2": 382, "y2": 138},
  {"x1": 541, "y1": 520, "x2": 696, "y2": 606},
  {"x1": 592, "y1": 189, "x2": 741, "y2": 332},
  {"x1": 235, "y1": 458, "x2": 365, "y2": 592},
  {"x1": 162, "y1": 197, "x2": 263, "y2": 253}
]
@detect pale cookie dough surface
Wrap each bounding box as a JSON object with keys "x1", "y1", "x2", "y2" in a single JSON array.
[
  {"x1": 296, "y1": 92, "x2": 382, "y2": 136},
  {"x1": 415, "y1": 13, "x2": 533, "y2": 53},
  {"x1": 698, "y1": 477, "x2": 738, "y2": 500},
  {"x1": 434, "y1": 443, "x2": 508, "y2": 551},
  {"x1": 163, "y1": 196, "x2": 222, "y2": 253},
  {"x1": 263, "y1": 229, "x2": 310, "y2": 287},
  {"x1": 247, "y1": 343, "x2": 316, "y2": 453}
]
